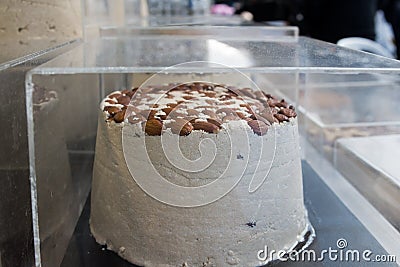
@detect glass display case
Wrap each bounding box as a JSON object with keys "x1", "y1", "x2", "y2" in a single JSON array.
[
  {"x1": 83, "y1": 0, "x2": 242, "y2": 41},
  {"x1": 22, "y1": 27, "x2": 400, "y2": 266},
  {"x1": 335, "y1": 135, "x2": 400, "y2": 229},
  {"x1": 0, "y1": 40, "x2": 79, "y2": 267}
]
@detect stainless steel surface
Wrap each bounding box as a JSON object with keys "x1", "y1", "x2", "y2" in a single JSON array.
[{"x1": 335, "y1": 135, "x2": 400, "y2": 230}]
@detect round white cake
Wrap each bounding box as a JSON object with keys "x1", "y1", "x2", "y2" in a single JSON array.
[{"x1": 90, "y1": 82, "x2": 314, "y2": 266}]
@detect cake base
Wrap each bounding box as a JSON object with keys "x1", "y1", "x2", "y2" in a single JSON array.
[{"x1": 90, "y1": 217, "x2": 315, "y2": 267}]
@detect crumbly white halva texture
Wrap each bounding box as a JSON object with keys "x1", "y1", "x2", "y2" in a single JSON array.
[{"x1": 91, "y1": 103, "x2": 312, "y2": 266}]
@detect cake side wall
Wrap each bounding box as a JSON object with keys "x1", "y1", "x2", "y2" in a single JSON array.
[{"x1": 90, "y1": 112, "x2": 307, "y2": 267}]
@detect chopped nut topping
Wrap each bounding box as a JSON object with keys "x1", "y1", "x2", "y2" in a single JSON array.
[{"x1": 101, "y1": 82, "x2": 296, "y2": 136}]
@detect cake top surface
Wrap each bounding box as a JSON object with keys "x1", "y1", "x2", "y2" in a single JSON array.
[{"x1": 101, "y1": 82, "x2": 296, "y2": 136}]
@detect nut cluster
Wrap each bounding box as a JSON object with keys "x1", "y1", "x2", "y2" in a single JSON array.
[{"x1": 102, "y1": 83, "x2": 297, "y2": 136}]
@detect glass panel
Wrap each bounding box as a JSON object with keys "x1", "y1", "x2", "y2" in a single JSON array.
[
  {"x1": 0, "y1": 40, "x2": 78, "y2": 267},
  {"x1": 25, "y1": 28, "x2": 400, "y2": 266}
]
